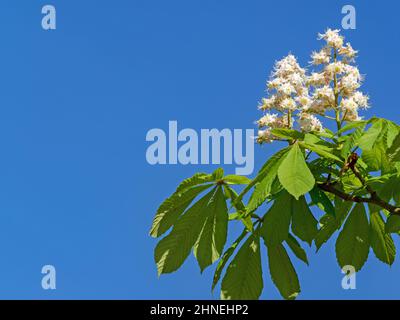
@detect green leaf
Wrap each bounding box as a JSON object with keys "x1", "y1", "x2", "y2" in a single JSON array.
[
  {"x1": 315, "y1": 197, "x2": 354, "y2": 251},
  {"x1": 246, "y1": 151, "x2": 288, "y2": 213},
  {"x1": 337, "y1": 121, "x2": 367, "y2": 135},
  {"x1": 223, "y1": 185, "x2": 246, "y2": 212},
  {"x1": 335, "y1": 203, "x2": 370, "y2": 271},
  {"x1": 150, "y1": 183, "x2": 213, "y2": 237},
  {"x1": 334, "y1": 196, "x2": 355, "y2": 224},
  {"x1": 224, "y1": 185, "x2": 252, "y2": 231},
  {"x1": 260, "y1": 191, "x2": 292, "y2": 246},
  {"x1": 211, "y1": 229, "x2": 248, "y2": 292},
  {"x1": 315, "y1": 214, "x2": 338, "y2": 251},
  {"x1": 212, "y1": 168, "x2": 224, "y2": 180},
  {"x1": 387, "y1": 132, "x2": 400, "y2": 162},
  {"x1": 278, "y1": 143, "x2": 315, "y2": 199},
  {"x1": 176, "y1": 172, "x2": 214, "y2": 193},
  {"x1": 386, "y1": 120, "x2": 400, "y2": 148},
  {"x1": 154, "y1": 189, "x2": 215, "y2": 275},
  {"x1": 313, "y1": 130, "x2": 335, "y2": 139},
  {"x1": 286, "y1": 234, "x2": 309, "y2": 265},
  {"x1": 223, "y1": 175, "x2": 251, "y2": 185},
  {"x1": 309, "y1": 187, "x2": 336, "y2": 217},
  {"x1": 369, "y1": 207, "x2": 395, "y2": 265},
  {"x1": 291, "y1": 196, "x2": 318, "y2": 246},
  {"x1": 271, "y1": 128, "x2": 304, "y2": 140},
  {"x1": 299, "y1": 141, "x2": 342, "y2": 162},
  {"x1": 220, "y1": 235, "x2": 263, "y2": 300},
  {"x1": 340, "y1": 126, "x2": 365, "y2": 158},
  {"x1": 362, "y1": 141, "x2": 389, "y2": 172},
  {"x1": 240, "y1": 215, "x2": 254, "y2": 232},
  {"x1": 359, "y1": 119, "x2": 386, "y2": 151},
  {"x1": 194, "y1": 186, "x2": 229, "y2": 272},
  {"x1": 267, "y1": 243, "x2": 301, "y2": 300},
  {"x1": 304, "y1": 133, "x2": 336, "y2": 149},
  {"x1": 234, "y1": 147, "x2": 290, "y2": 206},
  {"x1": 385, "y1": 215, "x2": 400, "y2": 233}
]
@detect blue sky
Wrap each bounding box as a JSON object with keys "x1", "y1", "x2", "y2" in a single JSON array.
[{"x1": 0, "y1": 0, "x2": 399, "y2": 299}]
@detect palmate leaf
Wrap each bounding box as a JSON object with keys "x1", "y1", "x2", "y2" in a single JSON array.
[
  {"x1": 234, "y1": 147, "x2": 291, "y2": 205},
  {"x1": 315, "y1": 215, "x2": 337, "y2": 251},
  {"x1": 387, "y1": 131, "x2": 400, "y2": 162},
  {"x1": 309, "y1": 186, "x2": 336, "y2": 217},
  {"x1": 175, "y1": 172, "x2": 215, "y2": 193},
  {"x1": 385, "y1": 120, "x2": 400, "y2": 148},
  {"x1": 299, "y1": 141, "x2": 342, "y2": 162},
  {"x1": 340, "y1": 126, "x2": 366, "y2": 158},
  {"x1": 150, "y1": 183, "x2": 213, "y2": 238},
  {"x1": 358, "y1": 118, "x2": 386, "y2": 150},
  {"x1": 150, "y1": 169, "x2": 227, "y2": 238},
  {"x1": 246, "y1": 149, "x2": 289, "y2": 213},
  {"x1": 220, "y1": 234, "x2": 263, "y2": 300},
  {"x1": 260, "y1": 191, "x2": 318, "y2": 247},
  {"x1": 194, "y1": 186, "x2": 229, "y2": 272},
  {"x1": 337, "y1": 120, "x2": 367, "y2": 135},
  {"x1": 154, "y1": 189, "x2": 216, "y2": 275},
  {"x1": 385, "y1": 215, "x2": 400, "y2": 233},
  {"x1": 271, "y1": 128, "x2": 304, "y2": 140},
  {"x1": 369, "y1": 206, "x2": 395, "y2": 265},
  {"x1": 211, "y1": 229, "x2": 248, "y2": 292},
  {"x1": 267, "y1": 243, "x2": 301, "y2": 300},
  {"x1": 260, "y1": 191, "x2": 292, "y2": 246},
  {"x1": 224, "y1": 185, "x2": 253, "y2": 231},
  {"x1": 285, "y1": 233, "x2": 309, "y2": 265},
  {"x1": 360, "y1": 118, "x2": 399, "y2": 171},
  {"x1": 335, "y1": 203, "x2": 370, "y2": 271},
  {"x1": 362, "y1": 139, "x2": 391, "y2": 173},
  {"x1": 222, "y1": 175, "x2": 251, "y2": 185},
  {"x1": 278, "y1": 143, "x2": 315, "y2": 199},
  {"x1": 291, "y1": 196, "x2": 318, "y2": 246},
  {"x1": 315, "y1": 197, "x2": 354, "y2": 251}
]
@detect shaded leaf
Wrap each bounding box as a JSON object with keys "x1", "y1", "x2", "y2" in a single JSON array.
[
  {"x1": 260, "y1": 191, "x2": 292, "y2": 246},
  {"x1": 309, "y1": 186, "x2": 336, "y2": 217},
  {"x1": 385, "y1": 215, "x2": 400, "y2": 234},
  {"x1": 291, "y1": 196, "x2": 318, "y2": 246},
  {"x1": 220, "y1": 235, "x2": 263, "y2": 300},
  {"x1": 369, "y1": 207, "x2": 395, "y2": 265},
  {"x1": 194, "y1": 187, "x2": 229, "y2": 272},
  {"x1": 212, "y1": 229, "x2": 248, "y2": 292},
  {"x1": 335, "y1": 203, "x2": 370, "y2": 271},
  {"x1": 286, "y1": 234, "x2": 309, "y2": 265},
  {"x1": 267, "y1": 243, "x2": 301, "y2": 300}
]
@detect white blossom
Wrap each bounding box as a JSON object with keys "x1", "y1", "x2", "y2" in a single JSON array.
[
  {"x1": 298, "y1": 113, "x2": 323, "y2": 132},
  {"x1": 311, "y1": 47, "x2": 331, "y2": 65},
  {"x1": 257, "y1": 129, "x2": 274, "y2": 143},
  {"x1": 307, "y1": 72, "x2": 327, "y2": 86},
  {"x1": 318, "y1": 29, "x2": 344, "y2": 49},
  {"x1": 352, "y1": 91, "x2": 369, "y2": 109},
  {"x1": 339, "y1": 43, "x2": 357, "y2": 59},
  {"x1": 313, "y1": 85, "x2": 335, "y2": 104},
  {"x1": 257, "y1": 113, "x2": 278, "y2": 128},
  {"x1": 325, "y1": 62, "x2": 346, "y2": 76},
  {"x1": 255, "y1": 28, "x2": 370, "y2": 143}
]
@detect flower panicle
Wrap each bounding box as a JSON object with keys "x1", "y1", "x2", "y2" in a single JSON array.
[{"x1": 256, "y1": 28, "x2": 369, "y2": 144}]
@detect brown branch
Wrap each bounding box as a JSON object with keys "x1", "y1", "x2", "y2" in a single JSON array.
[
  {"x1": 318, "y1": 182, "x2": 400, "y2": 216},
  {"x1": 318, "y1": 152, "x2": 400, "y2": 215}
]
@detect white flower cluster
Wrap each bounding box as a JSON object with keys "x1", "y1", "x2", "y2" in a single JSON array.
[{"x1": 257, "y1": 28, "x2": 369, "y2": 144}]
